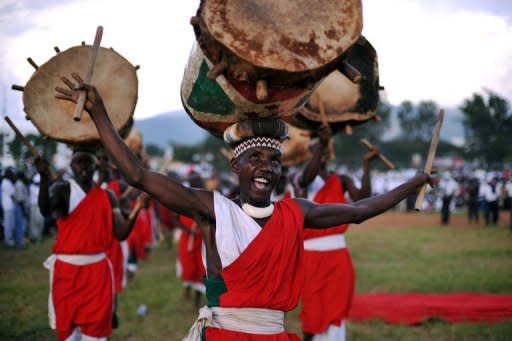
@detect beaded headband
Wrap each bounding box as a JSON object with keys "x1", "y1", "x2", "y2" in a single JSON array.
[
  {"x1": 233, "y1": 136, "x2": 282, "y2": 159},
  {"x1": 224, "y1": 118, "x2": 288, "y2": 159}
]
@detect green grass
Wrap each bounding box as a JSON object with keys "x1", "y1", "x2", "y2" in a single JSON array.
[{"x1": 1, "y1": 215, "x2": 512, "y2": 340}]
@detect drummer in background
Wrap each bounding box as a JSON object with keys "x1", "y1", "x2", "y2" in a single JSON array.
[
  {"x1": 55, "y1": 78, "x2": 431, "y2": 341},
  {"x1": 295, "y1": 124, "x2": 379, "y2": 341},
  {"x1": 35, "y1": 146, "x2": 137, "y2": 341},
  {"x1": 96, "y1": 148, "x2": 132, "y2": 328}
]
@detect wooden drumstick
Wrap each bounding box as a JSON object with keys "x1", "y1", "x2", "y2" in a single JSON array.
[
  {"x1": 73, "y1": 26, "x2": 103, "y2": 122},
  {"x1": 5, "y1": 116, "x2": 41, "y2": 159},
  {"x1": 414, "y1": 109, "x2": 444, "y2": 211},
  {"x1": 360, "y1": 138, "x2": 395, "y2": 169},
  {"x1": 128, "y1": 196, "x2": 144, "y2": 220},
  {"x1": 339, "y1": 60, "x2": 362, "y2": 83},
  {"x1": 4, "y1": 116, "x2": 56, "y2": 179},
  {"x1": 316, "y1": 93, "x2": 335, "y2": 161}
]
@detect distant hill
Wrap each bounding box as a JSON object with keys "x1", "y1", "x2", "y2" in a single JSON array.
[{"x1": 134, "y1": 110, "x2": 208, "y2": 147}]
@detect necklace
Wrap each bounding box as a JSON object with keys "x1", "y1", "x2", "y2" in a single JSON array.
[{"x1": 241, "y1": 202, "x2": 274, "y2": 219}]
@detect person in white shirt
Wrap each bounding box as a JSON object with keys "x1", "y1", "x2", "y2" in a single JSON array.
[
  {"x1": 439, "y1": 173, "x2": 459, "y2": 225},
  {"x1": 480, "y1": 176, "x2": 501, "y2": 226},
  {"x1": 29, "y1": 174, "x2": 44, "y2": 242},
  {"x1": 13, "y1": 170, "x2": 28, "y2": 247},
  {"x1": 1, "y1": 168, "x2": 16, "y2": 246}
]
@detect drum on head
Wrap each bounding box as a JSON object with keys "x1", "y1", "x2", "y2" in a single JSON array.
[
  {"x1": 22, "y1": 45, "x2": 138, "y2": 143},
  {"x1": 182, "y1": 0, "x2": 363, "y2": 137}
]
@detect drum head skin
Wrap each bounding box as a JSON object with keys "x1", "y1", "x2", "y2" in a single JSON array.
[
  {"x1": 201, "y1": 0, "x2": 362, "y2": 72},
  {"x1": 23, "y1": 46, "x2": 138, "y2": 143}
]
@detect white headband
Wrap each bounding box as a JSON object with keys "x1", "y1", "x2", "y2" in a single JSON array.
[{"x1": 233, "y1": 136, "x2": 282, "y2": 159}]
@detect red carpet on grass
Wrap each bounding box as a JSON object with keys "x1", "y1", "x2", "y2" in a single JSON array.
[{"x1": 349, "y1": 293, "x2": 512, "y2": 325}]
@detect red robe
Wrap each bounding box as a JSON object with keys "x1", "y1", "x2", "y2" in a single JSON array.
[
  {"x1": 204, "y1": 198, "x2": 303, "y2": 340},
  {"x1": 106, "y1": 179, "x2": 123, "y2": 293},
  {"x1": 299, "y1": 174, "x2": 355, "y2": 334},
  {"x1": 52, "y1": 185, "x2": 114, "y2": 340},
  {"x1": 126, "y1": 200, "x2": 148, "y2": 260},
  {"x1": 177, "y1": 215, "x2": 205, "y2": 285}
]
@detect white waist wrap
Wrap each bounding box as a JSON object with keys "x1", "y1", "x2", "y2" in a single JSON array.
[
  {"x1": 303, "y1": 233, "x2": 346, "y2": 251},
  {"x1": 43, "y1": 252, "x2": 107, "y2": 329},
  {"x1": 183, "y1": 306, "x2": 285, "y2": 340}
]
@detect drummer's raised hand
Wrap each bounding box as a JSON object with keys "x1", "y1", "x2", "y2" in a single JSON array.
[
  {"x1": 55, "y1": 73, "x2": 106, "y2": 116},
  {"x1": 363, "y1": 145, "x2": 380, "y2": 163},
  {"x1": 34, "y1": 156, "x2": 51, "y2": 178}
]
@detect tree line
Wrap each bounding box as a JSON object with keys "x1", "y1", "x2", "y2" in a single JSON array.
[{"x1": 3, "y1": 90, "x2": 511, "y2": 171}]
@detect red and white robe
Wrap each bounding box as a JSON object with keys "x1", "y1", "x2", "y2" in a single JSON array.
[
  {"x1": 177, "y1": 215, "x2": 205, "y2": 293},
  {"x1": 185, "y1": 192, "x2": 304, "y2": 340},
  {"x1": 299, "y1": 174, "x2": 354, "y2": 340},
  {"x1": 44, "y1": 180, "x2": 114, "y2": 341},
  {"x1": 105, "y1": 179, "x2": 126, "y2": 293}
]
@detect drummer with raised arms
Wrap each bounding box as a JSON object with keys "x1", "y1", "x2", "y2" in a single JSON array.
[{"x1": 55, "y1": 78, "x2": 432, "y2": 340}]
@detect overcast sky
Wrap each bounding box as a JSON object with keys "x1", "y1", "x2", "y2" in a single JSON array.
[{"x1": 1, "y1": 0, "x2": 511, "y2": 133}]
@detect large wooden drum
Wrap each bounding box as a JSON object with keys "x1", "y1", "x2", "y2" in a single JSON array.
[
  {"x1": 22, "y1": 45, "x2": 138, "y2": 143},
  {"x1": 182, "y1": 0, "x2": 363, "y2": 137},
  {"x1": 292, "y1": 36, "x2": 381, "y2": 133}
]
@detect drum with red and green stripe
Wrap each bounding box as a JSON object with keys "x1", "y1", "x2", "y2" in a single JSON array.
[{"x1": 181, "y1": 44, "x2": 319, "y2": 137}]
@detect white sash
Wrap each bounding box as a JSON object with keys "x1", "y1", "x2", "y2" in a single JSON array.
[
  {"x1": 183, "y1": 306, "x2": 284, "y2": 340},
  {"x1": 204, "y1": 192, "x2": 262, "y2": 269},
  {"x1": 68, "y1": 179, "x2": 87, "y2": 214},
  {"x1": 43, "y1": 253, "x2": 107, "y2": 329},
  {"x1": 304, "y1": 233, "x2": 346, "y2": 251}
]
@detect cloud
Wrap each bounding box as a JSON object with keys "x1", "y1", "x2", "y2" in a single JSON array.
[
  {"x1": 362, "y1": 0, "x2": 512, "y2": 107},
  {"x1": 1, "y1": 0, "x2": 200, "y2": 125}
]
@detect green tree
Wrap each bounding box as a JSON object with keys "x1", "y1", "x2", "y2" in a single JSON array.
[
  {"x1": 397, "y1": 100, "x2": 438, "y2": 141},
  {"x1": 146, "y1": 143, "x2": 164, "y2": 157},
  {"x1": 460, "y1": 91, "x2": 512, "y2": 166}
]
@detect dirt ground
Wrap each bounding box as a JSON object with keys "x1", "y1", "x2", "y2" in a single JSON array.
[{"x1": 358, "y1": 209, "x2": 512, "y2": 229}]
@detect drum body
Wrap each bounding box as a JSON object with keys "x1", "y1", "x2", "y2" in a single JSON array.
[
  {"x1": 23, "y1": 46, "x2": 138, "y2": 143},
  {"x1": 181, "y1": 44, "x2": 317, "y2": 137},
  {"x1": 293, "y1": 36, "x2": 380, "y2": 133}
]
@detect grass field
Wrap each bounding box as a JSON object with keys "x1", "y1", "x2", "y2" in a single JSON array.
[{"x1": 1, "y1": 211, "x2": 512, "y2": 340}]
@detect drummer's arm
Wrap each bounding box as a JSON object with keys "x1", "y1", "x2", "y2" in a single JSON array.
[
  {"x1": 34, "y1": 156, "x2": 59, "y2": 217},
  {"x1": 296, "y1": 173, "x2": 431, "y2": 228},
  {"x1": 106, "y1": 189, "x2": 136, "y2": 241},
  {"x1": 298, "y1": 124, "x2": 330, "y2": 188},
  {"x1": 55, "y1": 82, "x2": 214, "y2": 221},
  {"x1": 343, "y1": 147, "x2": 379, "y2": 201}
]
